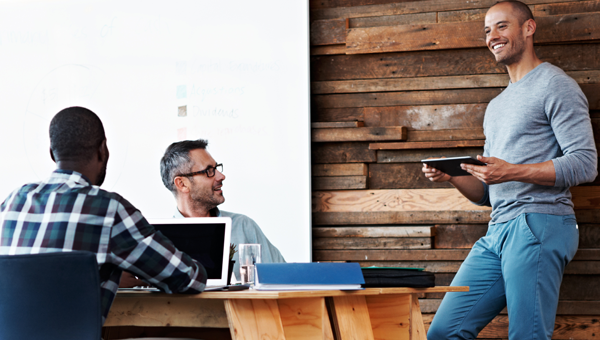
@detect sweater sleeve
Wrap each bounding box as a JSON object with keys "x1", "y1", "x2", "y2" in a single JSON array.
[{"x1": 545, "y1": 74, "x2": 598, "y2": 187}]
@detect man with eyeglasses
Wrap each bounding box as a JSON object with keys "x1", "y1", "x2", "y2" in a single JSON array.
[{"x1": 159, "y1": 139, "x2": 285, "y2": 278}]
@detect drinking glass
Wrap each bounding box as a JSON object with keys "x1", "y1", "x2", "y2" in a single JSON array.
[{"x1": 239, "y1": 244, "x2": 261, "y2": 286}]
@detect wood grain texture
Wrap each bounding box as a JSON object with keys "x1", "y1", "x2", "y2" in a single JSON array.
[
  {"x1": 278, "y1": 297, "x2": 333, "y2": 340},
  {"x1": 581, "y1": 83, "x2": 600, "y2": 110},
  {"x1": 312, "y1": 126, "x2": 407, "y2": 142},
  {"x1": 364, "y1": 104, "x2": 486, "y2": 129},
  {"x1": 330, "y1": 295, "x2": 375, "y2": 340},
  {"x1": 369, "y1": 140, "x2": 485, "y2": 150},
  {"x1": 438, "y1": 8, "x2": 488, "y2": 23},
  {"x1": 377, "y1": 148, "x2": 484, "y2": 163},
  {"x1": 312, "y1": 121, "x2": 364, "y2": 128},
  {"x1": 313, "y1": 237, "x2": 432, "y2": 249},
  {"x1": 410, "y1": 294, "x2": 427, "y2": 340},
  {"x1": 312, "y1": 88, "x2": 502, "y2": 109},
  {"x1": 350, "y1": 12, "x2": 435, "y2": 28},
  {"x1": 312, "y1": 226, "x2": 432, "y2": 238},
  {"x1": 579, "y1": 223, "x2": 600, "y2": 248},
  {"x1": 534, "y1": 0, "x2": 600, "y2": 16},
  {"x1": 312, "y1": 176, "x2": 368, "y2": 190},
  {"x1": 346, "y1": 13, "x2": 600, "y2": 54},
  {"x1": 105, "y1": 297, "x2": 228, "y2": 327},
  {"x1": 313, "y1": 211, "x2": 492, "y2": 225},
  {"x1": 313, "y1": 163, "x2": 368, "y2": 177},
  {"x1": 313, "y1": 189, "x2": 492, "y2": 213},
  {"x1": 313, "y1": 70, "x2": 600, "y2": 94},
  {"x1": 433, "y1": 224, "x2": 488, "y2": 249},
  {"x1": 313, "y1": 249, "x2": 470, "y2": 261},
  {"x1": 311, "y1": 19, "x2": 346, "y2": 46},
  {"x1": 407, "y1": 129, "x2": 485, "y2": 142},
  {"x1": 311, "y1": 45, "x2": 600, "y2": 81},
  {"x1": 365, "y1": 294, "x2": 410, "y2": 340},
  {"x1": 225, "y1": 299, "x2": 285, "y2": 340},
  {"x1": 309, "y1": 0, "x2": 429, "y2": 10},
  {"x1": 310, "y1": 0, "x2": 578, "y2": 20},
  {"x1": 570, "y1": 186, "x2": 600, "y2": 210},
  {"x1": 369, "y1": 163, "x2": 452, "y2": 189},
  {"x1": 311, "y1": 44, "x2": 346, "y2": 56},
  {"x1": 312, "y1": 108, "x2": 365, "y2": 122},
  {"x1": 313, "y1": 142, "x2": 377, "y2": 163}
]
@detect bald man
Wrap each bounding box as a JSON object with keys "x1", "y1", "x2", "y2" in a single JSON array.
[{"x1": 423, "y1": 1, "x2": 597, "y2": 339}]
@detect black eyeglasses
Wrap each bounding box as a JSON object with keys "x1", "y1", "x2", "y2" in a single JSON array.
[{"x1": 176, "y1": 164, "x2": 223, "y2": 179}]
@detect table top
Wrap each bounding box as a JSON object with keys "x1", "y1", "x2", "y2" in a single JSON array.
[{"x1": 116, "y1": 286, "x2": 469, "y2": 300}]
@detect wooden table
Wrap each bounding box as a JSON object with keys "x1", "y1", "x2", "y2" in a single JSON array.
[{"x1": 104, "y1": 287, "x2": 468, "y2": 340}]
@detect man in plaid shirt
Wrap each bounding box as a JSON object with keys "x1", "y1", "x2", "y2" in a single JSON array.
[{"x1": 0, "y1": 107, "x2": 207, "y2": 323}]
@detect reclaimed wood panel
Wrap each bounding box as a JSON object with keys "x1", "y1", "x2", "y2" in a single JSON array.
[
  {"x1": 310, "y1": 0, "x2": 578, "y2": 20},
  {"x1": 407, "y1": 129, "x2": 485, "y2": 142},
  {"x1": 438, "y1": 8, "x2": 488, "y2": 23},
  {"x1": 313, "y1": 237, "x2": 431, "y2": 249},
  {"x1": 309, "y1": 0, "x2": 425, "y2": 10},
  {"x1": 350, "y1": 11, "x2": 435, "y2": 28},
  {"x1": 535, "y1": 0, "x2": 600, "y2": 16},
  {"x1": 420, "y1": 299, "x2": 600, "y2": 315},
  {"x1": 346, "y1": 13, "x2": 600, "y2": 54},
  {"x1": 377, "y1": 148, "x2": 484, "y2": 163},
  {"x1": 364, "y1": 104, "x2": 486, "y2": 129},
  {"x1": 311, "y1": 18, "x2": 346, "y2": 46},
  {"x1": 368, "y1": 163, "x2": 452, "y2": 189},
  {"x1": 356, "y1": 261, "x2": 462, "y2": 273},
  {"x1": 570, "y1": 186, "x2": 600, "y2": 210},
  {"x1": 311, "y1": 45, "x2": 600, "y2": 81},
  {"x1": 369, "y1": 140, "x2": 485, "y2": 150},
  {"x1": 312, "y1": 108, "x2": 364, "y2": 122},
  {"x1": 312, "y1": 88, "x2": 502, "y2": 109},
  {"x1": 313, "y1": 249, "x2": 470, "y2": 261},
  {"x1": 311, "y1": 44, "x2": 346, "y2": 56},
  {"x1": 313, "y1": 70, "x2": 600, "y2": 94},
  {"x1": 433, "y1": 224, "x2": 488, "y2": 249},
  {"x1": 313, "y1": 189, "x2": 491, "y2": 213},
  {"x1": 579, "y1": 223, "x2": 600, "y2": 248},
  {"x1": 312, "y1": 126, "x2": 407, "y2": 142},
  {"x1": 313, "y1": 176, "x2": 368, "y2": 190},
  {"x1": 313, "y1": 142, "x2": 377, "y2": 163},
  {"x1": 312, "y1": 226, "x2": 432, "y2": 237},
  {"x1": 313, "y1": 211, "x2": 492, "y2": 225},
  {"x1": 312, "y1": 121, "x2": 364, "y2": 128},
  {"x1": 312, "y1": 163, "x2": 368, "y2": 177},
  {"x1": 580, "y1": 83, "x2": 600, "y2": 109}
]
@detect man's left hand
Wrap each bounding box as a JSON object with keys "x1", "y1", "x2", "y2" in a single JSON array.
[{"x1": 461, "y1": 155, "x2": 514, "y2": 185}]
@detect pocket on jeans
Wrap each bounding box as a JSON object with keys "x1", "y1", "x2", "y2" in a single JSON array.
[{"x1": 521, "y1": 213, "x2": 542, "y2": 244}]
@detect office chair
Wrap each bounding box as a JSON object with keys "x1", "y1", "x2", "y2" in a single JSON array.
[{"x1": 0, "y1": 251, "x2": 102, "y2": 340}]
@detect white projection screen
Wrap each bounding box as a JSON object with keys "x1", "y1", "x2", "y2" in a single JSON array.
[{"x1": 0, "y1": 0, "x2": 311, "y2": 263}]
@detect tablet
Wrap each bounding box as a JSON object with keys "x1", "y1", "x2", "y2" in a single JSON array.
[{"x1": 421, "y1": 156, "x2": 486, "y2": 177}]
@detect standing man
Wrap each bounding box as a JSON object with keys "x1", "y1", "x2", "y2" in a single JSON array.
[
  {"x1": 160, "y1": 139, "x2": 285, "y2": 277},
  {"x1": 423, "y1": 1, "x2": 597, "y2": 339},
  {"x1": 0, "y1": 107, "x2": 207, "y2": 324}
]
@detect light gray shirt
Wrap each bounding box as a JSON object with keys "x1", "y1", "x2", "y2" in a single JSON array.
[
  {"x1": 174, "y1": 208, "x2": 285, "y2": 277},
  {"x1": 474, "y1": 62, "x2": 598, "y2": 223}
]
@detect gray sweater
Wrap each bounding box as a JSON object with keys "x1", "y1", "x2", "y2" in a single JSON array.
[{"x1": 474, "y1": 63, "x2": 597, "y2": 224}]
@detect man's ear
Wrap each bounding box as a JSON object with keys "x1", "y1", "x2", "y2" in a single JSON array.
[
  {"x1": 524, "y1": 18, "x2": 536, "y2": 38},
  {"x1": 50, "y1": 148, "x2": 56, "y2": 163},
  {"x1": 97, "y1": 139, "x2": 109, "y2": 163},
  {"x1": 173, "y1": 176, "x2": 191, "y2": 194}
]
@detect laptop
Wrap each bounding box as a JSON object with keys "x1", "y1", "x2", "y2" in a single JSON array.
[{"x1": 120, "y1": 217, "x2": 232, "y2": 291}]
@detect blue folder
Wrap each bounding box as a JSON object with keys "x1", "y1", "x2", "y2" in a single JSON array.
[{"x1": 254, "y1": 262, "x2": 365, "y2": 290}]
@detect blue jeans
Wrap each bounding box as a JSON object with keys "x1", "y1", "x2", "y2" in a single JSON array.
[{"x1": 427, "y1": 213, "x2": 579, "y2": 340}]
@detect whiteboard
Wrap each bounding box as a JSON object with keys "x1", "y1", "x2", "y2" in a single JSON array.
[{"x1": 0, "y1": 0, "x2": 311, "y2": 263}]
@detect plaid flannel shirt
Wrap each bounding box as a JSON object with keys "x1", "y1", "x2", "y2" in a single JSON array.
[{"x1": 0, "y1": 169, "x2": 207, "y2": 323}]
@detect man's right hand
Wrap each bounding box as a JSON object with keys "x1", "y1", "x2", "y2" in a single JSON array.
[{"x1": 422, "y1": 163, "x2": 452, "y2": 182}]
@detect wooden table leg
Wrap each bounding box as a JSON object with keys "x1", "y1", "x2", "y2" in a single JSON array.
[
  {"x1": 225, "y1": 299, "x2": 286, "y2": 340},
  {"x1": 409, "y1": 294, "x2": 427, "y2": 340},
  {"x1": 330, "y1": 295, "x2": 375, "y2": 340},
  {"x1": 278, "y1": 297, "x2": 334, "y2": 340},
  {"x1": 365, "y1": 294, "x2": 411, "y2": 340}
]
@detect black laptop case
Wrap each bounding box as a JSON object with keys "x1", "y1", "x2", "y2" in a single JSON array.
[{"x1": 361, "y1": 267, "x2": 435, "y2": 288}]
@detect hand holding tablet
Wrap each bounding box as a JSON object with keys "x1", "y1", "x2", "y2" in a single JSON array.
[{"x1": 421, "y1": 156, "x2": 486, "y2": 177}]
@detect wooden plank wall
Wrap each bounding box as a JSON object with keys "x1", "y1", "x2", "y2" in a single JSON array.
[{"x1": 309, "y1": 0, "x2": 600, "y2": 338}]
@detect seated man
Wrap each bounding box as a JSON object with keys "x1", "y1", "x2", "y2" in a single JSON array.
[
  {"x1": 0, "y1": 107, "x2": 207, "y2": 323},
  {"x1": 160, "y1": 139, "x2": 285, "y2": 277}
]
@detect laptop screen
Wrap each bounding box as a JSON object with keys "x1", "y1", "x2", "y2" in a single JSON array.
[{"x1": 148, "y1": 217, "x2": 232, "y2": 286}]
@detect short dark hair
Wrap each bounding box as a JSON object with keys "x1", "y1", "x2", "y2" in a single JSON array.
[
  {"x1": 495, "y1": 0, "x2": 534, "y2": 25},
  {"x1": 160, "y1": 139, "x2": 209, "y2": 193},
  {"x1": 49, "y1": 107, "x2": 106, "y2": 162}
]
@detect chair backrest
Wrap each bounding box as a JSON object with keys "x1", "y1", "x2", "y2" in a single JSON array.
[{"x1": 0, "y1": 251, "x2": 102, "y2": 340}]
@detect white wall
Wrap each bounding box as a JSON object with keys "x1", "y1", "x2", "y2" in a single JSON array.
[{"x1": 0, "y1": 0, "x2": 311, "y2": 263}]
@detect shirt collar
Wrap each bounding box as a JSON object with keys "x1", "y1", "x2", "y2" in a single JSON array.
[
  {"x1": 52, "y1": 169, "x2": 92, "y2": 186},
  {"x1": 173, "y1": 206, "x2": 221, "y2": 218}
]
